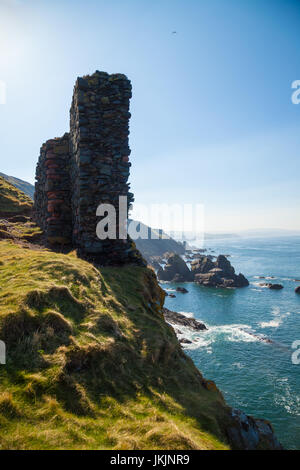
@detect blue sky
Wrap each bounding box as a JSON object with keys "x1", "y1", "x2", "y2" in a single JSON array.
[{"x1": 0, "y1": 0, "x2": 300, "y2": 231}]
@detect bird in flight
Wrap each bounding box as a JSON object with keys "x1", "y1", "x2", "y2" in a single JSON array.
[{"x1": 172, "y1": 31, "x2": 177, "y2": 34}]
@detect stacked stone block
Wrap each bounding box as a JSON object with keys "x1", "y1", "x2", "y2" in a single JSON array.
[
  {"x1": 34, "y1": 133, "x2": 72, "y2": 245},
  {"x1": 34, "y1": 71, "x2": 144, "y2": 266}
]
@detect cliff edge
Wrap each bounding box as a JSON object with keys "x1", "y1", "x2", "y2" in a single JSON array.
[{"x1": 0, "y1": 214, "x2": 282, "y2": 449}]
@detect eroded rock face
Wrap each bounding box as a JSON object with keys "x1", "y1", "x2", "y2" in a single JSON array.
[
  {"x1": 193, "y1": 255, "x2": 249, "y2": 288},
  {"x1": 157, "y1": 254, "x2": 192, "y2": 282},
  {"x1": 227, "y1": 408, "x2": 283, "y2": 450},
  {"x1": 163, "y1": 307, "x2": 207, "y2": 331},
  {"x1": 190, "y1": 256, "x2": 214, "y2": 275}
]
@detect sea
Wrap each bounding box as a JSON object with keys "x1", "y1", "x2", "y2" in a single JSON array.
[{"x1": 161, "y1": 236, "x2": 300, "y2": 450}]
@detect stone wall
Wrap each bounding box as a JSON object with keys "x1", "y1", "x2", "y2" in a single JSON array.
[
  {"x1": 34, "y1": 71, "x2": 144, "y2": 266},
  {"x1": 34, "y1": 133, "x2": 72, "y2": 245}
]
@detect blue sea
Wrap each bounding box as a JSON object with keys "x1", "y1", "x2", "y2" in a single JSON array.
[{"x1": 162, "y1": 236, "x2": 300, "y2": 450}]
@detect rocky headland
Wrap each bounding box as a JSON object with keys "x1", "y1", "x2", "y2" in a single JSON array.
[{"x1": 157, "y1": 252, "x2": 249, "y2": 288}]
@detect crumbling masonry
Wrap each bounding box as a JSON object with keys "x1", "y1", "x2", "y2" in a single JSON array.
[{"x1": 34, "y1": 71, "x2": 144, "y2": 265}]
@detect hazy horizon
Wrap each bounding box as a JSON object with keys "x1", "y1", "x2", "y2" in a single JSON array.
[{"x1": 1, "y1": 0, "x2": 300, "y2": 232}]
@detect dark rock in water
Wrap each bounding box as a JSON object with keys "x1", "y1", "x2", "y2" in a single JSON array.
[
  {"x1": 269, "y1": 284, "x2": 283, "y2": 290},
  {"x1": 172, "y1": 273, "x2": 187, "y2": 282},
  {"x1": 260, "y1": 283, "x2": 283, "y2": 290},
  {"x1": 157, "y1": 254, "x2": 192, "y2": 282},
  {"x1": 163, "y1": 307, "x2": 207, "y2": 331},
  {"x1": 180, "y1": 338, "x2": 192, "y2": 344},
  {"x1": 191, "y1": 254, "x2": 248, "y2": 288},
  {"x1": 227, "y1": 408, "x2": 283, "y2": 450},
  {"x1": 168, "y1": 293, "x2": 176, "y2": 298},
  {"x1": 195, "y1": 267, "x2": 249, "y2": 288},
  {"x1": 176, "y1": 287, "x2": 188, "y2": 293},
  {"x1": 295, "y1": 286, "x2": 300, "y2": 294},
  {"x1": 216, "y1": 255, "x2": 235, "y2": 276}
]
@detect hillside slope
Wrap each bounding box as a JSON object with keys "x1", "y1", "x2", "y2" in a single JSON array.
[
  {"x1": 0, "y1": 181, "x2": 281, "y2": 450},
  {"x1": 0, "y1": 239, "x2": 229, "y2": 450},
  {"x1": 0, "y1": 235, "x2": 282, "y2": 450},
  {"x1": 0, "y1": 176, "x2": 33, "y2": 217},
  {"x1": 0, "y1": 173, "x2": 35, "y2": 200},
  {"x1": 130, "y1": 220, "x2": 185, "y2": 261}
]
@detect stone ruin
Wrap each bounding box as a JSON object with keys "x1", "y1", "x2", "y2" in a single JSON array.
[{"x1": 34, "y1": 71, "x2": 144, "y2": 266}]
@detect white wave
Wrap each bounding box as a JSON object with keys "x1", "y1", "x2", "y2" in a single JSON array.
[
  {"x1": 259, "y1": 320, "x2": 281, "y2": 328},
  {"x1": 178, "y1": 311, "x2": 195, "y2": 318},
  {"x1": 251, "y1": 281, "x2": 269, "y2": 288},
  {"x1": 258, "y1": 306, "x2": 290, "y2": 329},
  {"x1": 232, "y1": 362, "x2": 245, "y2": 369},
  {"x1": 274, "y1": 378, "x2": 300, "y2": 416},
  {"x1": 272, "y1": 306, "x2": 281, "y2": 316},
  {"x1": 174, "y1": 322, "x2": 260, "y2": 351}
]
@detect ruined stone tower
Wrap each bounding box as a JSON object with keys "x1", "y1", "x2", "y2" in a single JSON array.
[{"x1": 34, "y1": 71, "x2": 144, "y2": 266}]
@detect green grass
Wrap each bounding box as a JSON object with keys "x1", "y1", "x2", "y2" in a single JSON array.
[
  {"x1": 0, "y1": 240, "x2": 233, "y2": 450},
  {"x1": 0, "y1": 176, "x2": 33, "y2": 215},
  {"x1": 0, "y1": 218, "x2": 42, "y2": 242}
]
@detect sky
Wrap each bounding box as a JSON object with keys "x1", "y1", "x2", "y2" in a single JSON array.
[{"x1": 0, "y1": 0, "x2": 300, "y2": 232}]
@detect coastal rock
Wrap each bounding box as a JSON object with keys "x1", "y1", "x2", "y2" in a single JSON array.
[
  {"x1": 163, "y1": 307, "x2": 207, "y2": 331},
  {"x1": 215, "y1": 254, "x2": 235, "y2": 276},
  {"x1": 295, "y1": 286, "x2": 300, "y2": 294},
  {"x1": 180, "y1": 338, "x2": 192, "y2": 344},
  {"x1": 260, "y1": 283, "x2": 283, "y2": 290},
  {"x1": 157, "y1": 254, "x2": 192, "y2": 282},
  {"x1": 190, "y1": 256, "x2": 214, "y2": 275},
  {"x1": 191, "y1": 254, "x2": 248, "y2": 288},
  {"x1": 227, "y1": 408, "x2": 282, "y2": 450},
  {"x1": 269, "y1": 283, "x2": 283, "y2": 290},
  {"x1": 194, "y1": 266, "x2": 249, "y2": 288},
  {"x1": 176, "y1": 287, "x2": 188, "y2": 293}
]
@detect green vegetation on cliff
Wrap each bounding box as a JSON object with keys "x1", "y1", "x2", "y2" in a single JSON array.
[
  {"x1": 0, "y1": 238, "x2": 233, "y2": 450},
  {"x1": 0, "y1": 176, "x2": 33, "y2": 216}
]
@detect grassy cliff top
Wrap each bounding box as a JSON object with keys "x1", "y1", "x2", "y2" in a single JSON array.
[
  {"x1": 0, "y1": 176, "x2": 33, "y2": 216},
  {"x1": 0, "y1": 237, "x2": 233, "y2": 450}
]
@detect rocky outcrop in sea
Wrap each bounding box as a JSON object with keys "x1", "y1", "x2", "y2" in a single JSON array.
[
  {"x1": 157, "y1": 253, "x2": 193, "y2": 282},
  {"x1": 227, "y1": 408, "x2": 283, "y2": 450},
  {"x1": 193, "y1": 254, "x2": 249, "y2": 287},
  {"x1": 163, "y1": 307, "x2": 207, "y2": 331}
]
